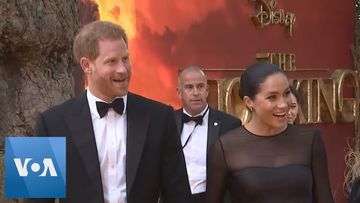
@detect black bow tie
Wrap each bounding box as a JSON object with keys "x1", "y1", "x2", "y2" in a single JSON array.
[
  {"x1": 96, "y1": 98, "x2": 124, "y2": 118},
  {"x1": 182, "y1": 113, "x2": 203, "y2": 125}
]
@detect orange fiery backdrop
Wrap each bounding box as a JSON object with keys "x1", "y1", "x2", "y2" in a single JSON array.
[
  {"x1": 93, "y1": 0, "x2": 256, "y2": 109},
  {"x1": 92, "y1": 1, "x2": 354, "y2": 203},
  {"x1": 93, "y1": 0, "x2": 354, "y2": 110}
]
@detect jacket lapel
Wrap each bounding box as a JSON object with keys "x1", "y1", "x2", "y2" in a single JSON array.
[
  {"x1": 175, "y1": 109, "x2": 183, "y2": 135},
  {"x1": 64, "y1": 92, "x2": 104, "y2": 199},
  {"x1": 207, "y1": 108, "x2": 220, "y2": 151},
  {"x1": 126, "y1": 93, "x2": 150, "y2": 195}
]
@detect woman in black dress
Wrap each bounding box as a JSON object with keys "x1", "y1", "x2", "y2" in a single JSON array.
[
  {"x1": 287, "y1": 85, "x2": 300, "y2": 124},
  {"x1": 206, "y1": 62, "x2": 334, "y2": 203},
  {"x1": 345, "y1": 149, "x2": 360, "y2": 203}
]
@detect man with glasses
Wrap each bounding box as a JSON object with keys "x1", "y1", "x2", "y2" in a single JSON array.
[{"x1": 175, "y1": 65, "x2": 241, "y2": 203}]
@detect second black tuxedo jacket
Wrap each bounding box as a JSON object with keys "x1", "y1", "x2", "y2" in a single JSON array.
[
  {"x1": 175, "y1": 107, "x2": 240, "y2": 203},
  {"x1": 175, "y1": 107, "x2": 241, "y2": 151},
  {"x1": 29, "y1": 92, "x2": 191, "y2": 203}
]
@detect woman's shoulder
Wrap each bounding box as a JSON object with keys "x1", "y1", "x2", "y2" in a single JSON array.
[
  {"x1": 219, "y1": 126, "x2": 247, "y2": 142},
  {"x1": 287, "y1": 124, "x2": 321, "y2": 138},
  {"x1": 288, "y1": 124, "x2": 319, "y2": 133}
]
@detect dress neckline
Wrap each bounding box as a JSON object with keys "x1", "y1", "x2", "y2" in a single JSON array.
[{"x1": 242, "y1": 125, "x2": 290, "y2": 138}]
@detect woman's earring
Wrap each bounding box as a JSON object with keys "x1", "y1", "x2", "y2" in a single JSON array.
[{"x1": 249, "y1": 106, "x2": 254, "y2": 112}]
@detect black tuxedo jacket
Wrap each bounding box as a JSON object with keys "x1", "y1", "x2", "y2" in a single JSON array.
[
  {"x1": 27, "y1": 92, "x2": 191, "y2": 203},
  {"x1": 174, "y1": 108, "x2": 240, "y2": 203},
  {"x1": 175, "y1": 107, "x2": 241, "y2": 152}
]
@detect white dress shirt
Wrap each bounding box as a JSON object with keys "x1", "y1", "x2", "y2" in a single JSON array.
[
  {"x1": 181, "y1": 106, "x2": 209, "y2": 194},
  {"x1": 87, "y1": 90, "x2": 127, "y2": 203}
]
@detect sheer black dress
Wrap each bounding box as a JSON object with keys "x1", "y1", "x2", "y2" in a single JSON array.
[{"x1": 206, "y1": 125, "x2": 334, "y2": 203}]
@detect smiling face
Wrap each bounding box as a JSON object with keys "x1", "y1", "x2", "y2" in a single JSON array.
[
  {"x1": 177, "y1": 69, "x2": 209, "y2": 116},
  {"x1": 244, "y1": 73, "x2": 291, "y2": 134},
  {"x1": 81, "y1": 38, "x2": 131, "y2": 102},
  {"x1": 287, "y1": 93, "x2": 299, "y2": 124}
]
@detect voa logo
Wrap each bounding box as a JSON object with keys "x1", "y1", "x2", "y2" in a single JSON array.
[
  {"x1": 5, "y1": 137, "x2": 66, "y2": 198},
  {"x1": 14, "y1": 158, "x2": 58, "y2": 177}
]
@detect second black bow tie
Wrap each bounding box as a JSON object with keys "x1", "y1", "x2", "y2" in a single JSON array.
[
  {"x1": 96, "y1": 98, "x2": 124, "y2": 118},
  {"x1": 182, "y1": 113, "x2": 203, "y2": 125}
]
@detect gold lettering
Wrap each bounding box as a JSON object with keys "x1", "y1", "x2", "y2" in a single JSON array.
[
  {"x1": 298, "y1": 79, "x2": 316, "y2": 123},
  {"x1": 223, "y1": 77, "x2": 249, "y2": 123},
  {"x1": 250, "y1": 0, "x2": 296, "y2": 37},
  {"x1": 332, "y1": 70, "x2": 359, "y2": 122},
  {"x1": 208, "y1": 69, "x2": 359, "y2": 125},
  {"x1": 251, "y1": 0, "x2": 272, "y2": 27},
  {"x1": 256, "y1": 53, "x2": 296, "y2": 71},
  {"x1": 316, "y1": 79, "x2": 337, "y2": 123}
]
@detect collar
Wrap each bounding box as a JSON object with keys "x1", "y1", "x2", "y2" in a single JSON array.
[
  {"x1": 182, "y1": 105, "x2": 209, "y2": 117},
  {"x1": 87, "y1": 90, "x2": 128, "y2": 119}
]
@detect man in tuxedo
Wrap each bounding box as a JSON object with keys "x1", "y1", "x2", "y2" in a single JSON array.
[
  {"x1": 26, "y1": 21, "x2": 191, "y2": 203},
  {"x1": 175, "y1": 66, "x2": 241, "y2": 203}
]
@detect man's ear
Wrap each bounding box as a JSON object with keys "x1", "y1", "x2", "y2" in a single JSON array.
[
  {"x1": 80, "y1": 57, "x2": 92, "y2": 74},
  {"x1": 176, "y1": 87, "x2": 181, "y2": 96}
]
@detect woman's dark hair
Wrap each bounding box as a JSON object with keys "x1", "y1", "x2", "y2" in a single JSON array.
[
  {"x1": 240, "y1": 61, "x2": 286, "y2": 100},
  {"x1": 289, "y1": 84, "x2": 301, "y2": 104}
]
